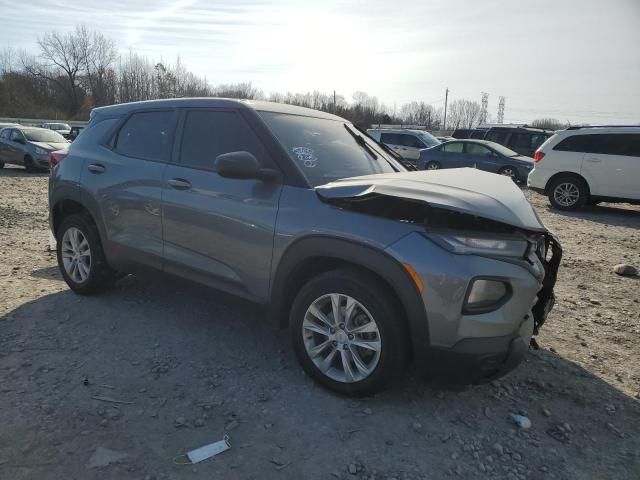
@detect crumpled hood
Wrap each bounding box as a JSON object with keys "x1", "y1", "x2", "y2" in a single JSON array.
[{"x1": 315, "y1": 168, "x2": 546, "y2": 232}]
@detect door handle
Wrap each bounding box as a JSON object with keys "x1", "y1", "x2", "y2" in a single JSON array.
[
  {"x1": 88, "y1": 163, "x2": 105, "y2": 174},
  {"x1": 586, "y1": 157, "x2": 601, "y2": 163},
  {"x1": 168, "y1": 178, "x2": 192, "y2": 190}
]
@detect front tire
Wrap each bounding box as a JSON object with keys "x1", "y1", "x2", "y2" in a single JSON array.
[
  {"x1": 548, "y1": 176, "x2": 588, "y2": 211},
  {"x1": 290, "y1": 269, "x2": 407, "y2": 396},
  {"x1": 24, "y1": 155, "x2": 37, "y2": 173},
  {"x1": 56, "y1": 214, "x2": 117, "y2": 295},
  {"x1": 425, "y1": 161, "x2": 441, "y2": 171}
]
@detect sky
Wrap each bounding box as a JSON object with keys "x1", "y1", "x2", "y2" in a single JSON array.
[{"x1": 0, "y1": 0, "x2": 639, "y2": 124}]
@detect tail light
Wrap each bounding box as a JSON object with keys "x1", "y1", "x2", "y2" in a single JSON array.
[
  {"x1": 49, "y1": 150, "x2": 68, "y2": 169},
  {"x1": 534, "y1": 151, "x2": 545, "y2": 163}
]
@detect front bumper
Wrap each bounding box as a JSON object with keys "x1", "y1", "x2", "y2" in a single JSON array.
[
  {"x1": 387, "y1": 231, "x2": 562, "y2": 383},
  {"x1": 35, "y1": 153, "x2": 51, "y2": 168}
]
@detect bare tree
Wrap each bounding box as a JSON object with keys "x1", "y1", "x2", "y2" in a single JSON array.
[
  {"x1": 531, "y1": 118, "x2": 565, "y2": 130},
  {"x1": 447, "y1": 99, "x2": 481, "y2": 129},
  {"x1": 78, "y1": 26, "x2": 117, "y2": 107}
]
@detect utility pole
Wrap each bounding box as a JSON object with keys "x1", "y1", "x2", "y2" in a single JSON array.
[
  {"x1": 497, "y1": 96, "x2": 505, "y2": 124},
  {"x1": 443, "y1": 88, "x2": 449, "y2": 131},
  {"x1": 480, "y1": 92, "x2": 489, "y2": 125}
]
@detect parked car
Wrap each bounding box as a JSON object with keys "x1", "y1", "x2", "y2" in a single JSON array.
[
  {"x1": 451, "y1": 128, "x2": 488, "y2": 139},
  {"x1": 0, "y1": 122, "x2": 20, "y2": 130},
  {"x1": 40, "y1": 122, "x2": 72, "y2": 138},
  {"x1": 528, "y1": 126, "x2": 640, "y2": 210},
  {"x1": 0, "y1": 126, "x2": 69, "y2": 171},
  {"x1": 483, "y1": 126, "x2": 553, "y2": 157},
  {"x1": 68, "y1": 126, "x2": 85, "y2": 141},
  {"x1": 366, "y1": 128, "x2": 440, "y2": 163},
  {"x1": 49, "y1": 98, "x2": 561, "y2": 396},
  {"x1": 436, "y1": 136, "x2": 455, "y2": 143},
  {"x1": 417, "y1": 139, "x2": 534, "y2": 182}
]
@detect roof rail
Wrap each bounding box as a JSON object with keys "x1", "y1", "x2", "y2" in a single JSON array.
[{"x1": 566, "y1": 125, "x2": 640, "y2": 130}]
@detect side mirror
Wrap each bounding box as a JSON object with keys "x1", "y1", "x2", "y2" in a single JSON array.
[{"x1": 214, "y1": 151, "x2": 280, "y2": 182}]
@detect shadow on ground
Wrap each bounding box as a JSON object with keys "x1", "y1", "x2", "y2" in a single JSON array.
[{"x1": 1, "y1": 274, "x2": 639, "y2": 480}]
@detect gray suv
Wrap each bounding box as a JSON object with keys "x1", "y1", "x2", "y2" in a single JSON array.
[{"x1": 49, "y1": 98, "x2": 561, "y2": 396}]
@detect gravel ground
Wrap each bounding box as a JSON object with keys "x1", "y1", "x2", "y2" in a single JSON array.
[{"x1": 1, "y1": 165, "x2": 639, "y2": 480}]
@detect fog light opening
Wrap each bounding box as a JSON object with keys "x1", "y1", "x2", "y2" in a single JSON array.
[{"x1": 463, "y1": 279, "x2": 511, "y2": 314}]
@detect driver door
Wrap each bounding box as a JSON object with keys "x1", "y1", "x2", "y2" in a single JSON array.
[{"x1": 161, "y1": 108, "x2": 283, "y2": 302}]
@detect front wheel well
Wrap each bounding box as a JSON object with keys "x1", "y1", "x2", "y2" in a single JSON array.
[
  {"x1": 276, "y1": 256, "x2": 413, "y2": 357},
  {"x1": 544, "y1": 172, "x2": 591, "y2": 196}
]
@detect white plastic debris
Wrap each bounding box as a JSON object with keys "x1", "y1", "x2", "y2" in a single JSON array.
[
  {"x1": 511, "y1": 414, "x2": 532, "y2": 429},
  {"x1": 185, "y1": 435, "x2": 231, "y2": 464}
]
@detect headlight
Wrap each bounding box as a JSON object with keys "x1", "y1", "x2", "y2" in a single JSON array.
[
  {"x1": 426, "y1": 233, "x2": 528, "y2": 257},
  {"x1": 35, "y1": 147, "x2": 48, "y2": 155},
  {"x1": 464, "y1": 279, "x2": 511, "y2": 313}
]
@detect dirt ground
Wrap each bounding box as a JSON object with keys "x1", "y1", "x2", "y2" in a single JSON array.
[{"x1": 1, "y1": 164, "x2": 639, "y2": 480}]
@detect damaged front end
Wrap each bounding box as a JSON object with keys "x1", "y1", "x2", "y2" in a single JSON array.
[{"x1": 316, "y1": 169, "x2": 562, "y2": 343}]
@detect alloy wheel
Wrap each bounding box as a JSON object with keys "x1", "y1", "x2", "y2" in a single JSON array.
[
  {"x1": 500, "y1": 167, "x2": 515, "y2": 178},
  {"x1": 61, "y1": 227, "x2": 92, "y2": 283},
  {"x1": 553, "y1": 182, "x2": 580, "y2": 207},
  {"x1": 302, "y1": 293, "x2": 381, "y2": 383},
  {"x1": 426, "y1": 162, "x2": 440, "y2": 170}
]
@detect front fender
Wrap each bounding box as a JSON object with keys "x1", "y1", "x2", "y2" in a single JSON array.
[{"x1": 269, "y1": 235, "x2": 430, "y2": 353}]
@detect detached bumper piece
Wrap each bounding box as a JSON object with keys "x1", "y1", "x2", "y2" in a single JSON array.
[{"x1": 532, "y1": 233, "x2": 562, "y2": 335}]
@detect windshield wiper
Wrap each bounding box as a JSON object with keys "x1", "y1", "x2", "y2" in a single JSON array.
[{"x1": 344, "y1": 124, "x2": 378, "y2": 160}]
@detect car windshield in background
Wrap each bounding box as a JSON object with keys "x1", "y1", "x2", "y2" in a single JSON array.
[
  {"x1": 489, "y1": 142, "x2": 521, "y2": 157},
  {"x1": 258, "y1": 112, "x2": 402, "y2": 186},
  {"x1": 22, "y1": 128, "x2": 66, "y2": 143},
  {"x1": 418, "y1": 132, "x2": 440, "y2": 148},
  {"x1": 49, "y1": 123, "x2": 71, "y2": 131}
]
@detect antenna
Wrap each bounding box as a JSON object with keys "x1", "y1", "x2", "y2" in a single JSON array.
[
  {"x1": 480, "y1": 92, "x2": 489, "y2": 125},
  {"x1": 497, "y1": 96, "x2": 505, "y2": 124}
]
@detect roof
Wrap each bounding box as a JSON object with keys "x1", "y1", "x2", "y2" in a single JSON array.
[
  {"x1": 92, "y1": 98, "x2": 345, "y2": 122},
  {"x1": 367, "y1": 128, "x2": 430, "y2": 134}
]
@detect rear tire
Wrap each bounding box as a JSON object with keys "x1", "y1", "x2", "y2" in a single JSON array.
[
  {"x1": 548, "y1": 176, "x2": 588, "y2": 211},
  {"x1": 498, "y1": 166, "x2": 518, "y2": 182},
  {"x1": 425, "y1": 161, "x2": 441, "y2": 171},
  {"x1": 290, "y1": 268, "x2": 407, "y2": 396},
  {"x1": 56, "y1": 214, "x2": 118, "y2": 295}
]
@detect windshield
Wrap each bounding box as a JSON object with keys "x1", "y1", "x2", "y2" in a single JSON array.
[
  {"x1": 488, "y1": 142, "x2": 520, "y2": 157},
  {"x1": 259, "y1": 112, "x2": 403, "y2": 186},
  {"x1": 22, "y1": 128, "x2": 67, "y2": 143},
  {"x1": 49, "y1": 123, "x2": 71, "y2": 131},
  {"x1": 417, "y1": 131, "x2": 440, "y2": 148}
]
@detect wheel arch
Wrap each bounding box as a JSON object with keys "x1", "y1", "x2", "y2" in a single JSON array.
[
  {"x1": 544, "y1": 171, "x2": 591, "y2": 196},
  {"x1": 270, "y1": 236, "x2": 431, "y2": 358}
]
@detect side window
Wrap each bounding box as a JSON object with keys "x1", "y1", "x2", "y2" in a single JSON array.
[
  {"x1": 402, "y1": 134, "x2": 425, "y2": 148},
  {"x1": 10, "y1": 130, "x2": 23, "y2": 141},
  {"x1": 114, "y1": 111, "x2": 175, "y2": 162},
  {"x1": 443, "y1": 142, "x2": 464, "y2": 153},
  {"x1": 380, "y1": 133, "x2": 400, "y2": 145},
  {"x1": 553, "y1": 134, "x2": 593, "y2": 153},
  {"x1": 179, "y1": 110, "x2": 269, "y2": 171},
  {"x1": 592, "y1": 134, "x2": 640, "y2": 157},
  {"x1": 485, "y1": 130, "x2": 509, "y2": 144},
  {"x1": 466, "y1": 143, "x2": 491, "y2": 156},
  {"x1": 0, "y1": 129, "x2": 8, "y2": 140},
  {"x1": 510, "y1": 133, "x2": 533, "y2": 150}
]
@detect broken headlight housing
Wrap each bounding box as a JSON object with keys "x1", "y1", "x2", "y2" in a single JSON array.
[{"x1": 426, "y1": 233, "x2": 529, "y2": 258}]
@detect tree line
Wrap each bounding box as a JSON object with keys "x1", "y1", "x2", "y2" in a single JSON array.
[{"x1": 0, "y1": 25, "x2": 558, "y2": 131}]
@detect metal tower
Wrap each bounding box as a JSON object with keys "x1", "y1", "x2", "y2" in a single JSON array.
[
  {"x1": 497, "y1": 96, "x2": 505, "y2": 124},
  {"x1": 480, "y1": 92, "x2": 489, "y2": 125}
]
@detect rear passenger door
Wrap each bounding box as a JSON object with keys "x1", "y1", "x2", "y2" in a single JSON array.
[
  {"x1": 584, "y1": 134, "x2": 640, "y2": 199},
  {"x1": 440, "y1": 141, "x2": 468, "y2": 168},
  {"x1": 82, "y1": 109, "x2": 177, "y2": 271},
  {"x1": 161, "y1": 108, "x2": 283, "y2": 302}
]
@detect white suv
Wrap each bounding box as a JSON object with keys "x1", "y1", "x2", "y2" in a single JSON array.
[
  {"x1": 367, "y1": 129, "x2": 440, "y2": 163},
  {"x1": 528, "y1": 126, "x2": 640, "y2": 210}
]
